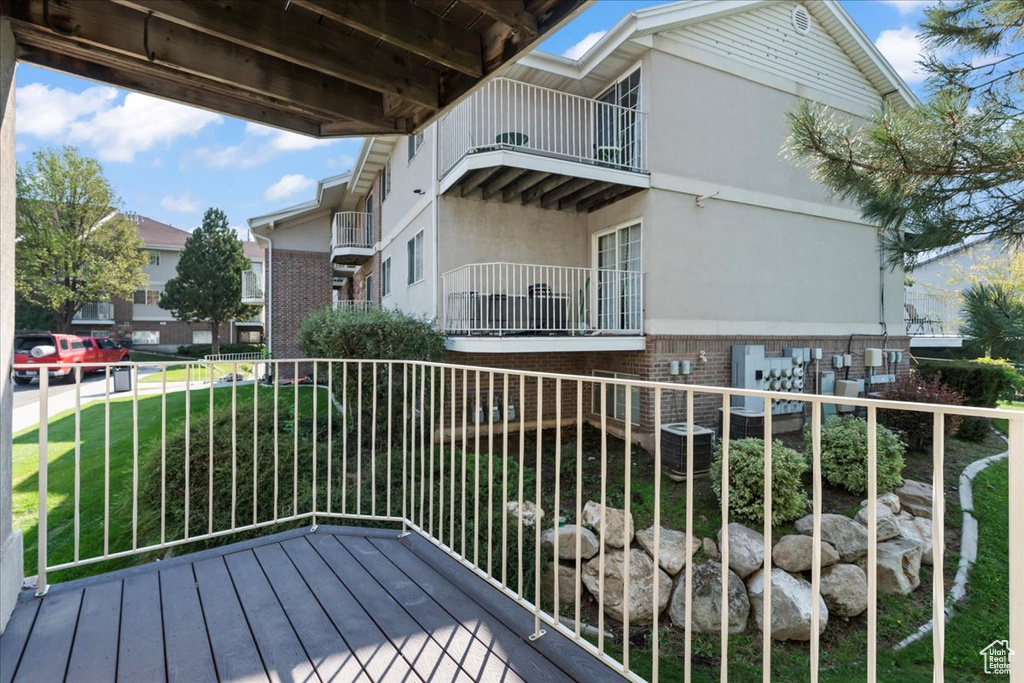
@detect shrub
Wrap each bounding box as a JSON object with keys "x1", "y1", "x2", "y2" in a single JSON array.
[
  {"x1": 880, "y1": 374, "x2": 966, "y2": 451},
  {"x1": 807, "y1": 416, "x2": 905, "y2": 495},
  {"x1": 711, "y1": 438, "x2": 808, "y2": 526},
  {"x1": 917, "y1": 359, "x2": 1015, "y2": 406},
  {"x1": 298, "y1": 306, "x2": 446, "y2": 361},
  {"x1": 176, "y1": 342, "x2": 267, "y2": 358}
]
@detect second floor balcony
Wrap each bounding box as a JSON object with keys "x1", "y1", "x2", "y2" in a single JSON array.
[
  {"x1": 241, "y1": 268, "x2": 264, "y2": 304},
  {"x1": 73, "y1": 302, "x2": 114, "y2": 324},
  {"x1": 438, "y1": 78, "x2": 650, "y2": 212},
  {"x1": 905, "y1": 290, "x2": 963, "y2": 348},
  {"x1": 332, "y1": 212, "x2": 374, "y2": 266}
]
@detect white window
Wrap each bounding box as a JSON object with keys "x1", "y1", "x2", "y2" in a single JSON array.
[
  {"x1": 408, "y1": 132, "x2": 424, "y2": 161},
  {"x1": 192, "y1": 330, "x2": 212, "y2": 344},
  {"x1": 132, "y1": 330, "x2": 160, "y2": 345},
  {"x1": 365, "y1": 193, "x2": 375, "y2": 244},
  {"x1": 381, "y1": 159, "x2": 391, "y2": 201},
  {"x1": 596, "y1": 221, "x2": 642, "y2": 331},
  {"x1": 382, "y1": 257, "x2": 392, "y2": 297},
  {"x1": 238, "y1": 329, "x2": 261, "y2": 344},
  {"x1": 592, "y1": 370, "x2": 641, "y2": 425},
  {"x1": 148, "y1": 250, "x2": 160, "y2": 266},
  {"x1": 596, "y1": 67, "x2": 642, "y2": 168},
  {"x1": 407, "y1": 230, "x2": 424, "y2": 285},
  {"x1": 365, "y1": 274, "x2": 374, "y2": 302},
  {"x1": 133, "y1": 289, "x2": 162, "y2": 306}
]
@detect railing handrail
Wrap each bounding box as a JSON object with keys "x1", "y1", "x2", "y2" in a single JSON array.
[
  {"x1": 441, "y1": 261, "x2": 640, "y2": 277},
  {"x1": 332, "y1": 211, "x2": 374, "y2": 248}
]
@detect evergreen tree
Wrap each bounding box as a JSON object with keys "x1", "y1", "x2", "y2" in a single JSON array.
[
  {"x1": 784, "y1": 0, "x2": 1023, "y2": 268},
  {"x1": 160, "y1": 208, "x2": 256, "y2": 353}
]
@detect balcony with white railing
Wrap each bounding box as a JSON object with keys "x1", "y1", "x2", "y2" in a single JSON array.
[
  {"x1": 442, "y1": 262, "x2": 645, "y2": 352},
  {"x1": 438, "y1": 78, "x2": 650, "y2": 211},
  {"x1": 241, "y1": 268, "x2": 264, "y2": 304},
  {"x1": 331, "y1": 211, "x2": 375, "y2": 266},
  {"x1": 73, "y1": 301, "x2": 114, "y2": 323},
  {"x1": 905, "y1": 290, "x2": 963, "y2": 347},
  {"x1": 334, "y1": 299, "x2": 379, "y2": 313}
]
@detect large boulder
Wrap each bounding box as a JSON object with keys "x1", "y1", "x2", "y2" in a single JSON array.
[
  {"x1": 667, "y1": 561, "x2": 749, "y2": 634},
  {"x1": 541, "y1": 561, "x2": 582, "y2": 606},
  {"x1": 857, "y1": 537, "x2": 922, "y2": 595},
  {"x1": 542, "y1": 525, "x2": 600, "y2": 561},
  {"x1": 582, "y1": 501, "x2": 635, "y2": 549},
  {"x1": 771, "y1": 535, "x2": 840, "y2": 573},
  {"x1": 854, "y1": 502, "x2": 902, "y2": 542},
  {"x1": 716, "y1": 523, "x2": 766, "y2": 578},
  {"x1": 898, "y1": 513, "x2": 934, "y2": 565},
  {"x1": 506, "y1": 501, "x2": 545, "y2": 528},
  {"x1": 860, "y1": 492, "x2": 901, "y2": 515},
  {"x1": 795, "y1": 514, "x2": 869, "y2": 562},
  {"x1": 819, "y1": 563, "x2": 868, "y2": 617},
  {"x1": 746, "y1": 568, "x2": 828, "y2": 641},
  {"x1": 895, "y1": 479, "x2": 934, "y2": 519},
  {"x1": 582, "y1": 548, "x2": 672, "y2": 624},
  {"x1": 635, "y1": 526, "x2": 699, "y2": 576}
]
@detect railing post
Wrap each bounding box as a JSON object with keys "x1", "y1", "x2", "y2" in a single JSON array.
[
  {"x1": 1009, "y1": 417, "x2": 1023, "y2": 682},
  {"x1": 36, "y1": 370, "x2": 48, "y2": 596}
]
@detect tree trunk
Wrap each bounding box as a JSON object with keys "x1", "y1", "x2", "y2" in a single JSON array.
[
  {"x1": 210, "y1": 320, "x2": 220, "y2": 355},
  {"x1": 53, "y1": 303, "x2": 75, "y2": 333}
]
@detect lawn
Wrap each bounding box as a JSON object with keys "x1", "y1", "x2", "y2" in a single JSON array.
[
  {"x1": 129, "y1": 351, "x2": 183, "y2": 363},
  {"x1": 993, "y1": 400, "x2": 1023, "y2": 436},
  {"x1": 139, "y1": 361, "x2": 255, "y2": 384}
]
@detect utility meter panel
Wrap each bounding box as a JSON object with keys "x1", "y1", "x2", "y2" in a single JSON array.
[{"x1": 731, "y1": 344, "x2": 807, "y2": 415}]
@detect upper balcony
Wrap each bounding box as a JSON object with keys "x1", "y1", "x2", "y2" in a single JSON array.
[
  {"x1": 241, "y1": 269, "x2": 264, "y2": 304},
  {"x1": 438, "y1": 78, "x2": 650, "y2": 212},
  {"x1": 905, "y1": 291, "x2": 963, "y2": 348},
  {"x1": 72, "y1": 302, "x2": 114, "y2": 324},
  {"x1": 332, "y1": 212, "x2": 374, "y2": 266}
]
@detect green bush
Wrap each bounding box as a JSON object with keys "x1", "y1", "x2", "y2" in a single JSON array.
[
  {"x1": 880, "y1": 374, "x2": 966, "y2": 451},
  {"x1": 299, "y1": 306, "x2": 446, "y2": 361},
  {"x1": 711, "y1": 438, "x2": 808, "y2": 526},
  {"x1": 807, "y1": 416, "x2": 905, "y2": 495},
  {"x1": 916, "y1": 359, "x2": 1017, "y2": 442},
  {"x1": 176, "y1": 342, "x2": 267, "y2": 358}
]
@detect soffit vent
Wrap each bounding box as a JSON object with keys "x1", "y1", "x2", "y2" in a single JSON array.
[{"x1": 792, "y1": 5, "x2": 811, "y2": 35}]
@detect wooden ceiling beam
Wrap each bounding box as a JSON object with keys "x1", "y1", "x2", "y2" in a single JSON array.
[
  {"x1": 480, "y1": 167, "x2": 528, "y2": 200},
  {"x1": 522, "y1": 174, "x2": 567, "y2": 205},
  {"x1": 287, "y1": 0, "x2": 483, "y2": 78},
  {"x1": 540, "y1": 176, "x2": 589, "y2": 209},
  {"x1": 461, "y1": 0, "x2": 538, "y2": 38},
  {"x1": 558, "y1": 181, "x2": 612, "y2": 210},
  {"x1": 109, "y1": 0, "x2": 438, "y2": 110},
  {"x1": 460, "y1": 167, "x2": 502, "y2": 196},
  {"x1": 578, "y1": 185, "x2": 641, "y2": 213},
  {"x1": 502, "y1": 170, "x2": 547, "y2": 202}
]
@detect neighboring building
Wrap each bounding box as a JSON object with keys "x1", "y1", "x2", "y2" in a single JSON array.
[
  {"x1": 250, "y1": 0, "x2": 915, "y2": 438},
  {"x1": 71, "y1": 214, "x2": 266, "y2": 353}
]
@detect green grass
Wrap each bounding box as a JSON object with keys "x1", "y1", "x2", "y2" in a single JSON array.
[
  {"x1": 139, "y1": 362, "x2": 253, "y2": 384},
  {"x1": 129, "y1": 351, "x2": 182, "y2": 363},
  {"x1": 993, "y1": 400, "x2": 1023, "y2": 436}
]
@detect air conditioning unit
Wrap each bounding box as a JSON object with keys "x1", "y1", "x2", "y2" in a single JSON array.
[{"x1": 661, "y1": 423, "x2": 715, "y2": 482}]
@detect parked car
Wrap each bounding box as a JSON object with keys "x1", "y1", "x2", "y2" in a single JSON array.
[{"x1": 13, "y1": 332, "x2": 130, "y2": 385}]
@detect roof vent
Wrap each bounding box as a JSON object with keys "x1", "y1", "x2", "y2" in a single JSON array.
[{"x1": 792, "y1": 5, "x2": 810, "y2": 35}]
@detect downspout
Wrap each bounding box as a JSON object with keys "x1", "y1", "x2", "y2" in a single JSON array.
[{"x1": 253, "y1": 226, "x2": 273, "y2": 355}]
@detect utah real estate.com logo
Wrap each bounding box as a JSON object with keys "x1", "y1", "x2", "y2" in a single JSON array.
[{"x1": 980, "y1": 640, "x2": 1014, "y2": 675}]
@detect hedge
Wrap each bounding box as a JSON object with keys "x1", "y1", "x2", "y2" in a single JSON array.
[{"x1": 177, "y1": 342, "x2": 267, "y2": 358}]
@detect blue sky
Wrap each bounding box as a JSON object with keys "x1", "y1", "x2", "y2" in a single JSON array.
[{"x1": 13, "y1": 0, "x2": 934, "y2": 238}]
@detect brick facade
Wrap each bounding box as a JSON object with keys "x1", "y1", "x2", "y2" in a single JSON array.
[
  {"x1": 271, "y1": 248, "x2": 333, "y2": 360},
  {"x1": 70, "y1": 295, "x2": 232, "y2": 351}
]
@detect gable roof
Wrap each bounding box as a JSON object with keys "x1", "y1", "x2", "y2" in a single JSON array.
[
  {"x1": 127, "y1": 213, "x2": 192, "y2": 248},
  {"x1": 247, "y1": 172, "x2": 352, "y2": 231}
]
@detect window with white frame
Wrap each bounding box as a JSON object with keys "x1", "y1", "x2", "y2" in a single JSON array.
[
  {"x1": 592, "y1": 371, "x2": 641, "y2": 424},
  {"x1": 132, "y1": 330, "x2": 160, "y2": 345},
  {"x1": 408, "y1": 131, "x2": 424, "y2": 161},
  {"x1": 238, "y1": 329, "x2": 261, "y2": 344},
  {"x1": 407, "y1": 230, "x2": 424, "y2": 284},
  {"x1": 381, "y1": 158, "x2": 391, "y2": 202},
  {"x1": 133, "y1": 289, "x2": 162, "y2": 306},
  {"x1": 148, "y1": 250, "x2": 160, "y2": 266},
  {"x1": 382, "y1": 257, "x2": 392, "y2": 297},
  {"x1": 365, "y1": 193, "x2": 375, "y2": 244},
  {"x1": 192, "y1": 330, "x2": 212, "y2": 344},
  {"x1": 596, "y1": 221, "x2": 642, "y2": 331},
  {"x1": 596, "y1": 67, "x2": 642, "y2": 168},
  {"x1": 365, "y1": 274, "x2": 374, "y2": 302}
]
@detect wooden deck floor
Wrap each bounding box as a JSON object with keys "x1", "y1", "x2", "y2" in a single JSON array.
[{"x1": 0, "y1": 526, "x2": 621, "y2": 683}]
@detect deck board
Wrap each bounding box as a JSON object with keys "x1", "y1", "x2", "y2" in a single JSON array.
[
  {"x1": 12, "y1": 588, "x2": 81, "y2": 683},
  {"x1": 117, "y1": 572, "x2": 166, "y2": 683},
  {"x1": 65, "y1": 581, "x2": 122, "y2": 683},
  {"x1": 0, "y1": 598, "x2": 39, "y2": 683},
  {"x1": 159, "y1": 563, "x2": 218, "y2": 683}
]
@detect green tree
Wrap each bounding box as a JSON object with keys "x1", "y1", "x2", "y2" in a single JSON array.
[
  {"x1": 15, "y1": 147, "x2": 147, "y2": 331},
  {"x1": 783, "y1": 0, "x2": 1023, "y2": 268},
  {"x1": 960, "y1": 283, "x2": 1024, "y2": 360},
  {"x1": 160, "y1": 208, "x2": 256, "y2": 354}
]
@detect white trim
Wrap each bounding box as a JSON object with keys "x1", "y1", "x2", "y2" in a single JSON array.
[
  {"x1": 407, "y1": 229, "x2": 425, "y2": 285},
  {"x1": 71, "y1": 320, "x2": 114, "y2": 326},
  {"x1": 377, "y1": 195, "x2": 433, "y2": 253},
  {"x1": 132, "y1": 316, "x2": 179, "y2": 322},
  {"x1": 446, "y1": 335, "x2": 646, "y2": 353},
  {"x1": 646, "y1": 318, "x2": 888, "y2": 336},
  {"x1": 909, "y1": 336, "x2": 964, "y2": 349},
  {"x1": 592, "y1": 217, "x2": 644, "y2": 271},
  {"x1": 438, "y1": 150, "x2": 650, "y2": 195},
  {"x1": 248, "y1": 172, "x2": 351, "y2": 229}
]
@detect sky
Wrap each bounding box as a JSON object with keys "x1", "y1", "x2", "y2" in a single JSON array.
[{"x1": 12, "y1": 0, "x2": 936, "y2": 239}]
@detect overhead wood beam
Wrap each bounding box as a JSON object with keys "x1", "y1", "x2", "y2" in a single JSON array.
[
  {"x1": 578, "y1": 186, "x2": 642, "y2": 213},
  {"x1": 15, "y1": 43, "x2": 325, "y2": 136},
  {"x1": 7, "y1": 0, "x2": 398, "y2": 130},
  {"x1": 480, "y1": 167, "x2": 528, "y2": 201},
  {"x1": 502, "y1": 170, "x2": 547, "y2": 202},
  {"x1": 109, "y1": 0, "x2": 439, "y2": 110},
  {"x1": 461, "y1": 0, "x2": 538, "y2": 38},
  {"x1": 540, "y1": 177, "x2": 589, "y2": 209},
  {"x1": 460, "y1": 167, "x2": 502, "y2": 196},
  {"x1": 558, "y1": 181, "x2": 612, "y2": 210},
  {"x1": 287, "y1": 0, "x2": 483, "y2": 78},
  {"x1": 522, "y1": 174, "x2": 568, "y2": 205}
]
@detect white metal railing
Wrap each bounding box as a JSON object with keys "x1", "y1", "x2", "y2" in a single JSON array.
[
  {"x1": 905, "y1": 291, "x2": 962, "y2": 337},
  {"x1": 442, "y1": 262, "x2": 643, "y2": 335},
  {"x1": 334, "y1": 300, "x2": 379, "y2": 313},
  {"x1": 241, "y1": 269, "x2": 264, "y2": 303},
  {"x1": 332, "y1": 211, "x2": 374, "y2": 250},
  {"x1": 438, "y1": 77, "x2": 649, "y2": 178},
  {"x1": 14, "y1": 358, "x2": 1023, "y2": 683},
  {"x1": 74, "y1": 302, "x2": 114, "y2": 321}
]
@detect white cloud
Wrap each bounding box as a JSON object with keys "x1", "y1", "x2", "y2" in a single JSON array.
[
  {"x1": 160, "y1": 192, "x2": 201, "y2": 213},
  {"x1": 878, "y1": 1, "x2": 931, "y2": 16},
  {"x1": 270, "y1": 131, "x2": 335, "y2": 152},
  {"x1": 264, "y1": 174, "x2": 314, "y2": 201},
  {"x1": 16, "y1": 84, "x2": 222, "y2": 162},
  {"x1": 875, "y1": 26, "x2": 929, "y2": 84},
  {"x1": 195, "y1": 123, "x2": 334, "y2": 169},
  {"x1": 562, "y1": 30, "x2": 606, "y2": 60}
]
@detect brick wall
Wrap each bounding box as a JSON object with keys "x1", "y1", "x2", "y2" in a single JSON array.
[{"x1": 271, "y1": 248, "x2": 333, "y2": 360}]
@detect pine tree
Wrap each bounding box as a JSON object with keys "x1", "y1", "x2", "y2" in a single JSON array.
[
  {"x1": 784, "y1": 0, "x2": 1023, "y2": 268},
  {"x1": 160, "y1": 208, "x2": 256, "y2": 353}
]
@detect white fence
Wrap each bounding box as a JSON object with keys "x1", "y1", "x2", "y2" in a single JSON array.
[
  {"x1": 241, "y1": 269, "x2": 264, "y2": 303},
  {"x1": 442, "y1": 262, "x2": 643, "y2": 335},
  {"x1": 332, "y1": 211, "x2": 374, "y2": 250},
  {"x1": 334, "y1": 300, "x2": 379, "y2": 313},
  {"x1": 905, "y1": 291, "x2": 962, "y2": 337},
  {"x1": 73, "y1": 302, "x2": 114, "y2": 321},
  {"x1": 14, "y1": 358, "x2": 1023, "y2": 682},
  {"x1": 438, "y1": 77, "x2": 649, "y2": 178}
]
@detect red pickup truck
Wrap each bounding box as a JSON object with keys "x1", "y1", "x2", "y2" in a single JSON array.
[{"x1": 13, "y1": 333, "x2": 130, "y2": 385}]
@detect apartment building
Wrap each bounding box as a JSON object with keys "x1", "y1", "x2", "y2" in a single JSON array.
[
  {"x1": 71, "y1": 214, "x2": 266, "y2": 352},
  {"x1": 249, "y1": 0, "x2": 915, "y2": 437}
]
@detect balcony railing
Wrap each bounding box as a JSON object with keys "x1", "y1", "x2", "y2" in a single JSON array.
[
  {"x1": 442, "y1": 262, "x2": 643, "y2": 335},
  {"x1": 73, "y1": 302, "x2": 114, "y2": 322},
  {"x1": 241, "y1": 269, "x2": 264, "y2": 303},
  {"x1": 905, "y1": 291, "x2": 961, "y2": 337},
  {"x1": 334, "y1": 300, "x2": 379, "y2": 313},
  {"x1": 332, "y1": 211, "x2": 374, "y2": 250},
  {"x1": 13, "y1": 358, "x2": 1023, "y2": 682},
  {"x1": 438, "y1": 77, "x2": 649, "y2": 179}
]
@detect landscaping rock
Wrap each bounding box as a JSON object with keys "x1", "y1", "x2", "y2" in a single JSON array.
[
  {"x1": 541, "y1": 561, "x2": 582, "y2": 606},
  {"x1": 854, "y1": 502, "x2": 902, "y2": 542},
  {"x1": 895, "y1": 479, "x2": 933, "y2": 519},
  {"x1": 857, "y1": 537, "x2": 922, "y2": 595},
  {"x1": 898, "y1": 515, "x2": 934, "y2": 565},
  {"x1": 795, "y1": 514, "x2": 869, "y2": 562},
  {"x1": 668, "y1": 561, "x2": 749, "y2": 634},
  {"x1": 635, "y1": 526, "x2": 699, "y2": 576},
  {"x1": 716, "y1": 523, "x2": 765, "y2": 579},
  {"x1": 542, "y1": 525, "x2": 600, "y2": 561},
  {"x1": 582, "y1": 548, "x2": 672, "y2": 624},
  {"x1": 506, "y1": 501, "x2": 545, "y2": 528},
  {"x1": 860, "y1": 492, "x2": 901, "y2": 515},
  {"x1": 771, "y1": 535, "x2": 840, "y2": 573},
  {"x1": 819, "y1": 563, "x2": 868, "y2": 617},
  {"x1": 746, "y1": 568, "x2": 828, "y2": 641},
  {"x1": 582, "y1": 501, "x2": 635, "y2": 548},
  {"x1": 703, "y1": 537, "x2": 719, "y2": 560}
]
